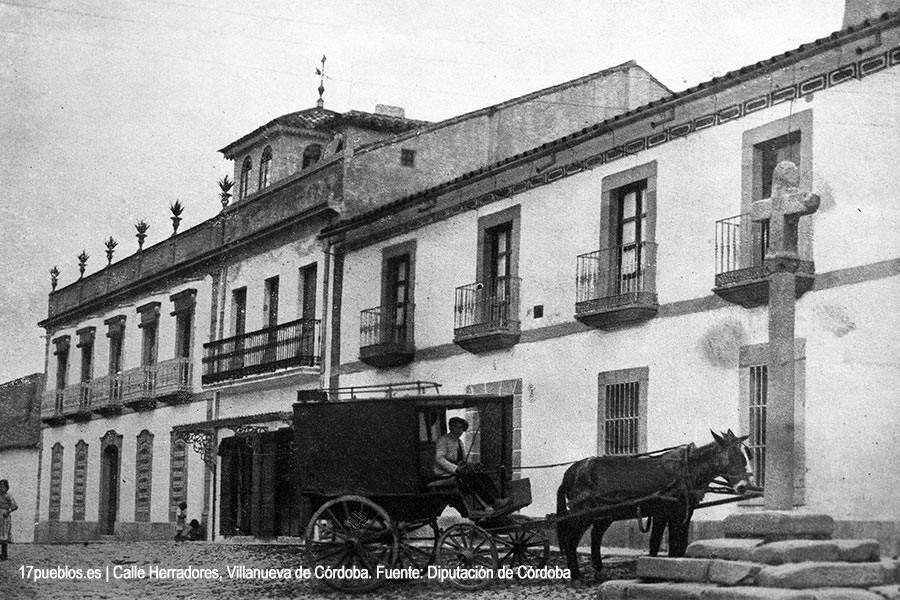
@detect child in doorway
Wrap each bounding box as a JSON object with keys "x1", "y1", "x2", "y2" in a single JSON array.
[
  {"x1": 187, "y1": 519, "x2": 202, "y2": 541},
  {"x1": 175, "y1": 501, "x2": 187, "y2": 542},
  {"x1": 0, "y1": 479, "x2": 18, "y2": 560}
]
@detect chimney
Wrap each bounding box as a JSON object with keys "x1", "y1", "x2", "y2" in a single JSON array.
[
  {"x1": 374, "y1": 104, "x2": 405, "y2": 118},
  {"x1": 842, "y1": 0, "x2": 900, "y2": 28}
]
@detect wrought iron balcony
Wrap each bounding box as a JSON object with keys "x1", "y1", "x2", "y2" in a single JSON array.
[
  {"x1": 202, "y1": 318, "x2": 321, "y2": 384},
  {"x1": 713, "y1": 214, "x2": 814, "y2": 308},
  {"x1": 154, "y1": 357, "x2": 193, "y2": 403},
  {"x1": 122, "y1": 365, "x2": 158, "y2": 411},
  {"x1": 90, "y1": 374, "x2": 124, "y2": 416},
  {"x1": 454, "y1": 277, "x2": 521, "y2": 353},
  {"x1": 359, "y1": 304, "x2": 415, "y2": 367},
  {"x1": 41, "y1": 389, "x2": 65, "y2": 426},
  {"x1": 575, "y1": 242, "x2": 658, "y2": 328},
  {"x1": 62, "y1": 383, "x2": 92, "y2": 421}
]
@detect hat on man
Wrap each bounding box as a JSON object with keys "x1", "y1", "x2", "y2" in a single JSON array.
[{"x1": 448, "y1": 417, "x2": 469, "y2": 430}]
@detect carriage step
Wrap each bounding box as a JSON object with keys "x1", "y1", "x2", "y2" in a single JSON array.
[{"x1": 687, "y1": 538, "x2": 882, "y2": 564}]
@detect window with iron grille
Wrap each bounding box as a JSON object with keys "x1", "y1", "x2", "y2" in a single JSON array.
[
  {"x1": 748, "y1": 364, "x2": 768, "y2": 487},
  {"x1": 401, "y1": 148, "x2": 415, "y2": 167},
  {"x1": 597, "y1": 367, "x2": 648, "y2": 456},
  {"x1": 739, "y1": 339, "x2": 806, "y2": 505}
]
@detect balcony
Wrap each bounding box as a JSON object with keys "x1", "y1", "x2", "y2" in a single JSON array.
[
  {"x1": 202, "y1": 318, "x2": 321, "y2": 385},
  {"x1": 359, "y1": 305, "x2": 415, "y2": 368},
  {"x1": 154, "y1": 357, "x2": 193, "y2": 404},
  {"x1": 575, "y1": 242, "x2": 658, "y2": 328},
  {"x1": 713, "y1": 214, "x2": 814, "y2": 308},
  {"x1": 454, "y1": 277, "x2": 521, "y2": 353},
  {"x1": 62, "y1": 383, "x2": 92, "y2": 421},
  {"x1": 90, "y1": 374, "x2": 124, "y2": 416},
  {"x1": 122, "y1": 366, "x2": 157, "y2": 411},
  {"x1": 41, "y1": 389, "x2": 65, "y2": 426}
]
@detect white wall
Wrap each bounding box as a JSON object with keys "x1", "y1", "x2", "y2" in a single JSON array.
[{"x1": 1, "y1": 448, "x2": 39, "y2": 543}]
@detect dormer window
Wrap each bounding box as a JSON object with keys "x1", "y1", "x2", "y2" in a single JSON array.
[
  {"x1": 302, "y1": 144, "x2": 322, "y2": 169},
  {"x1": 239, "y1": 156, "x2": 252, "y2": 199},
  {"x1": 259, "y1": 146, "x2": 272, "y2": 190}
]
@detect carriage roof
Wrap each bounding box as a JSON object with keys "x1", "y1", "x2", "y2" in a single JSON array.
[{"x1": 293, "y1": 383, "x2": 514, "y2": 499}]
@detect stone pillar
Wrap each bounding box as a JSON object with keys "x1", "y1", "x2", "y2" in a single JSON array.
[
  {"x1": 766, "y1": 267, "x2": 797, "y2": 509},
  {"x1": 750, "y1": 161, "x2": 819, "y2": 511}
]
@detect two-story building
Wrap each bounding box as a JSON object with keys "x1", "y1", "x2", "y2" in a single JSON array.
[
  {"x1": 321, "y1": 11, "x2": 900, "y2": 552},
  {"x1": 35, "y1": 62, "x2": 667, "y2": 542}
]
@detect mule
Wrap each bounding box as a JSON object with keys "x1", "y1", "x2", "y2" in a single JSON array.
[{"x1": 556, "y1": 430, "x2": 752, "y2": 579}]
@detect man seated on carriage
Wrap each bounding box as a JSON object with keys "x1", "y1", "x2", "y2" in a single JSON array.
[{"x1": 432, "y1": 417, "x2": 510, "y2": 517}]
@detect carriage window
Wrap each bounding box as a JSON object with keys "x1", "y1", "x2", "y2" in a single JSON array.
[{"x1": 598, "y1": 367, "x2": 648, "y2": 456}]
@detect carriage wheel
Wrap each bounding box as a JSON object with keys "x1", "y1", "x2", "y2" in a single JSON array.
[
  {"x1": 435, "y1": 523, "x2": 498, "y2": 590},
  {"x1": 304, "y1": 495, "x2": 398, "y2": 593},
  {"x1": 495, "y1": 515, "x2": 550, "y2": 573},
  {"x1": 394, "y1": 519, "x2": 438, "y2": 572}
]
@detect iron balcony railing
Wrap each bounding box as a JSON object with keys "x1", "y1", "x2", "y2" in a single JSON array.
[
  {"x1": 90, "y1": 374, "x2": 124, "y2": 412},
  {"x1": 714, "y1": 213, "x2": 769, "y2": 284},
  {"x1": 122, "y1": 365, "x2": 157, "y2": 403},
  {"x1": 202, "y1": 318, "x2": 320, "y2": 384},
  {"x1": 155, "y1": 357, "x2": 193, "y2": 397},
  {"x1": 41, "y1": 388, "x2": 64, "y2": 421},
  {"x1": 360, "y1": 304, "x2": 414, "y2": 349},
  {"x1": 576, "y1": 242, "x2": 657, "y2": 306},
  {"x1": 454, "y1": 276, "x2": 521, "y2": 331}
]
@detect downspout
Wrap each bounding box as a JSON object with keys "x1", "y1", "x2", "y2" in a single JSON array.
[{"x1": 328, "y1": 242, "x2": 345, "y2": 391}]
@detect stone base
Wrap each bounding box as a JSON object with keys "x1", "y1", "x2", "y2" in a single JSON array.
[
  {"x1": 723, "y1": 512, "x2": 835, "y2": 541},
  {"x1": 35, "y1": 520, "x2": 175, "y2": 543}
]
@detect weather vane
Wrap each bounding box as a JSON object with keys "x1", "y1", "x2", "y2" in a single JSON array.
[{"x1": 315, "y1": 55, "x2": 326, "y2": 108}]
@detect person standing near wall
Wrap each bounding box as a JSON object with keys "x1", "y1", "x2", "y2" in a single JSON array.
[{"x1": 0, "y1": 479, "x2": 18, "y2": 560}]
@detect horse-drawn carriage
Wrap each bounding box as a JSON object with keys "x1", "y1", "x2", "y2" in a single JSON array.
[
  {"x1": 293, "y1": 382, "x2": 758, "y2": 591},
  {"x1": 294, "y1": 382, "x2": 549, "y2": 591}
]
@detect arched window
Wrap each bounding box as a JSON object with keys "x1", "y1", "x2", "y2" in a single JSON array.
[
  {"x1": 239, "y1": 157, "x2": 252, "y2": 199},
  {"x1": 259, "y1": 146, "x2": 272, "y2": 190},
  {"x1": 302, "y1": 144, "x2": 322, "y2": 169}
]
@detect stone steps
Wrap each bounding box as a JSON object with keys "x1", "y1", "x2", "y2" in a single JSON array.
[{"x1": 597, "y1": 511, "x2": 900, "y2": 600}]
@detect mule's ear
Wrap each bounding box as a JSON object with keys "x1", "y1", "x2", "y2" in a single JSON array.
[
  {"x1": 711, "y1": 430, "x2": 724, "y2": 445},
  {"x1": 737, "y1": 434, "x2": 750, "y2": 443},
  {"x1": 726, "y1": 428, "x2": 735, "y2": 437}
]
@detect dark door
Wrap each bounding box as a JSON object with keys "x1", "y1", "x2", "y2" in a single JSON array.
[
  {"x1": 486, "y1": 224, "x2": 512, "y2": 323},
  {"x1": 100, "y1": 445, "x2": 119, "y2": 535},
  {"x1": 263, "y1": 277, "x2": 279, "y2": 364},
  {"x1": 615, "y1": 183, "x2": 647, "y2": 295},
  {"x1": 299, "y1": 265, "x2": 317, "y2": 363},
  {"x1": 231, "y1": 288, "x2": 247, "y2": 372},
  {"x1": 386, "y1": 254, "x2": 410, "y2": 344}
]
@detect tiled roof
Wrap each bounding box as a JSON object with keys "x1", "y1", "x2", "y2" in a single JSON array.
[
  {"x1": 0, "y1": 373, "x2": 43, "y2": 450},
  {"x1": 321, "y1": 11, "x2": 900, "y2": 238},
  {"x1": 220, "y1": 107, "x2": 430, "y2": 157}
]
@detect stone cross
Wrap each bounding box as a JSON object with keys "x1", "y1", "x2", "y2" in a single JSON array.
[
  {"x1": 750, "y1": 160, "x2": 820, "y2": 511},
  {"x1": 750, "y1": 161, "x2": 820, "y2": 259}
]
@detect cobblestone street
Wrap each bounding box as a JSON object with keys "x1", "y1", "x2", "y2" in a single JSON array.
[{"x1": 1, "y1": 541, "x2": 635, "y2": 600}]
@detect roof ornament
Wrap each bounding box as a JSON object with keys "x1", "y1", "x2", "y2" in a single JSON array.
[{"x1": 315, "y1": 54, "x2": 326, "y2": 108}]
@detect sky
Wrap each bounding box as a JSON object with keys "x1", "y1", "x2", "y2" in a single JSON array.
[{"x1": 0, "y1": 0, "x2": 847, "y2": 383}]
